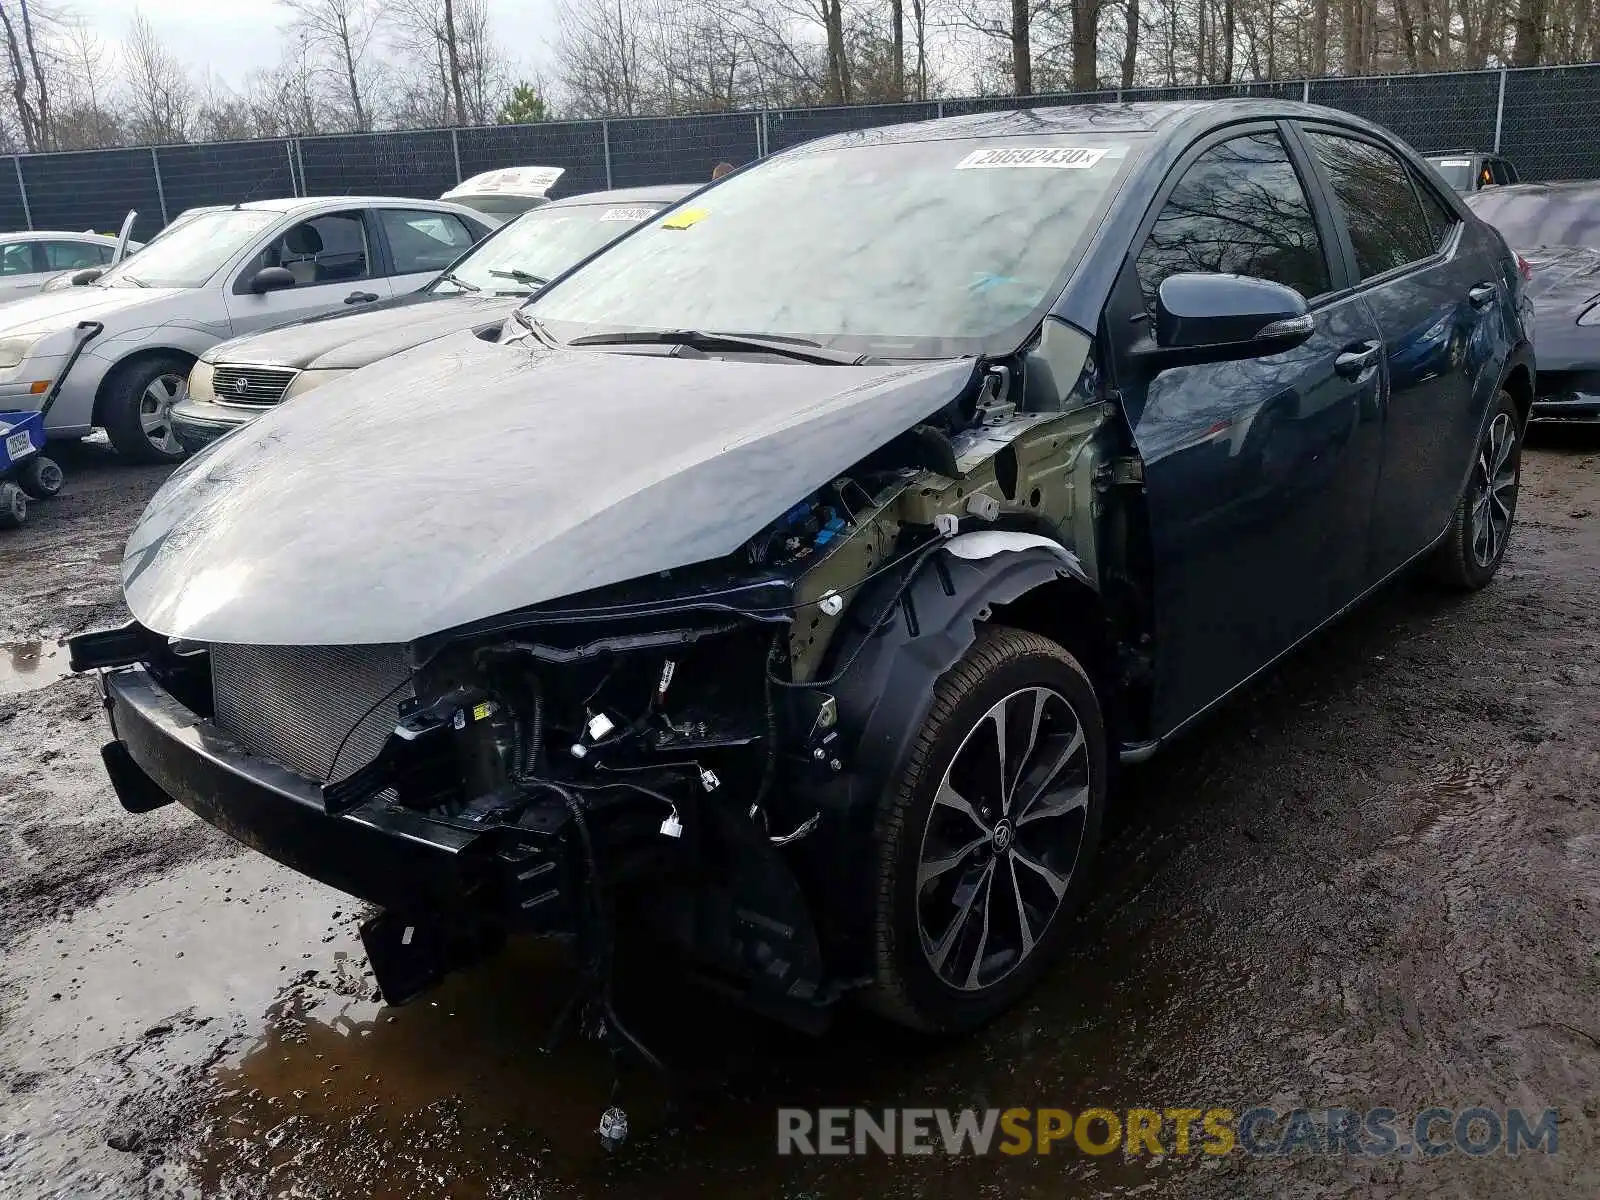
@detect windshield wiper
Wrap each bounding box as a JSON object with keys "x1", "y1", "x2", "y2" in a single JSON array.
[
  {"x1": 489, "y1": 268, "x2": 548, "y2": 288},
  {"x1": 117, "y1": 274, "x2": 150, "y2": 288},
  {"x1": 437, "y1": 271, "x2": 480, "y2": 293},
  {"x1": 512, "y1": 307, "x2": 563, "y2": 347},
  {"x1": 566, "y1": 329, "x2": 871, "y2": 365}
]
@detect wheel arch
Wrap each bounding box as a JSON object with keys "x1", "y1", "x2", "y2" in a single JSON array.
[
  {"x1": 91, "y1": 346, "x2": 198, "y2": 427},
  {"x1": 1501, "y1": 356, "x2": 1534, "y2": 429}
]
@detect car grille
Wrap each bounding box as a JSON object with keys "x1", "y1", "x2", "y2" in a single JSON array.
[
  {"x1": 210, "y1": 364, "x2": 300, "y2": 407},
  {"x1": 210, "y1": 643, "x2": 414, "y2": 783}
]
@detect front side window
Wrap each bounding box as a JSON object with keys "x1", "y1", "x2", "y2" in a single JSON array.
[
  {"x1": 239, "y1": 212, "x2": 371, "y2": 287},
  {"x1": 530, "y1": 135, "x2": 1143, "y2": 359},
  {"x1": 379, "y1": 209, "x2": 476, "y2": 275},
  {"x1": 1308, "y1": 131, "x2": 1435, "y2": 278},
  {"x1": 1135, "y1": 131, "x2": 1331, "y2": 313},
  {"x1": 437, "y1": 201, "x2": 672, "y2": 296},
  {"x1": 43, "y1": 240, "x2": 109, "y2": 270},
  {"x1": 101, "y1": 209, "x2": 278, "y2": 289}
]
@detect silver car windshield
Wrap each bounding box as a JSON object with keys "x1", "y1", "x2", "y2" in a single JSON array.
[
  {"x1": 435, "y1": 202, "x2": 669, "y2": 295},
  {"x1": 100, "y1": 209, "x2": 278, "y2": 289},
  {"x1": 529, "y1": 135, "x2": 1143, "y2": 359}
]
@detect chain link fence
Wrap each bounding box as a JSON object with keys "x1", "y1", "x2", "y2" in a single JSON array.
[{"x1": 5, "y1": 62, "x2": 1597, "y2": 239}]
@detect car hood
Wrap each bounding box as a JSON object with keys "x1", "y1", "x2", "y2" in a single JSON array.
[
  {"x1": 1521, "y1": 244, "x2": 1600, "y2": 370},
  {"x1": 0, "y1": 283, "x2": 186, "y2": 334},
  {"x1": 204, "y1": 292, "x2": 525, "y2": 371},
  {"x1": 121, "y1": 334, "x2": 976, "y2": 646}
]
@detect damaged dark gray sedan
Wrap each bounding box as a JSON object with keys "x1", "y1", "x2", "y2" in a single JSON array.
[{"x1": 71, "y1": 101, "x2": 1534, "y2": 1051}]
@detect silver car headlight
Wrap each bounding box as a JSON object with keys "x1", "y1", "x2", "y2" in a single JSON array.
[
  {"x1": 187, "y1": 359, "x2": 216, "y2": 403},
  {"x1": 0, "y1": 333, "x2": 46, "y2": 370}
]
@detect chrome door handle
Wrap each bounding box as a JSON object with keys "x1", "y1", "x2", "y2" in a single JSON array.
[
  {"x1": 1335, "y1": 340, "x2": 1382, "y2": 379},
  {"x1": 1468, "y1": 282, "x2": 1497, "y2": 308}
]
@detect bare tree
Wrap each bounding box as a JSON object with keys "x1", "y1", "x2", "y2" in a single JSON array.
[
  {"x1": 0, "y1": 0, "x2": 54, "y2": 150},
  {"x1": 120, "y1": 11, "x2": 192, "y2": 143},
  {"x1": 278, "y1": 0, "x2": 382, "y2": 130}
]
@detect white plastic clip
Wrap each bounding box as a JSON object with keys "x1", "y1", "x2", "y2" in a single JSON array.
[
  {"x1": 934, "y1": 512, "x2": 960, "y2": 537},
  {"x1": 659, "y1": 811, "x2": 684, "y2": 838}
]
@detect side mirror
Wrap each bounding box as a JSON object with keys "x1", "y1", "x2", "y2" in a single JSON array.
[
  {"x1": 67, "y1": 268, "x2": 103, "y2": 286},
  {"x1": 1143, "y1": 273, "x2": 1314, "y2": 369},
  {"x1": 249, "y1": 266, "x2": 296, "y2": 294}
]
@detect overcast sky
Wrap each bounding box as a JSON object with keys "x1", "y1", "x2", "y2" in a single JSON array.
[{"x1": 74, "y1": 0, "x2": 559, "y2": 89}]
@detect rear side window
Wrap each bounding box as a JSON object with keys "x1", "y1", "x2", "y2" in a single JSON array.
[
  {"x1": 1136, "y1": 131, "x2": 1331, "y2": 313},
  {"x1": 1307, "y1": 131, "x2": 1435, "y2": 278},
  {"x1": 1413, "y1": 177, "x2": 1459, "y2": 252},
  {"x1": 0, "y1": 242, "x2": 35, "y2": 275}
]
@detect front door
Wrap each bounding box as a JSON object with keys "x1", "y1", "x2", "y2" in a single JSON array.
[
  {"x1": 1299, "y1": 127, "x2": 1498, "y2": 577},
  {"x1": 1110, "y1": 126, "x2": 1388, "y2": 734},
  {"x1": 223, "y1": 209, "x2": 395, "y2": 338}
]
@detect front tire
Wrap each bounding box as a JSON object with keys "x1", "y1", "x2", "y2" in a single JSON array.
[
  {"x1": 865, "y1": 625, "x2": 1108, "y2": 1033},
  {"x1": 1429, "y1": 389, "x2": 1521, "y2": 590},
  {"x1": 101, "y1": 354, "x2": 192, "y2": 464}
]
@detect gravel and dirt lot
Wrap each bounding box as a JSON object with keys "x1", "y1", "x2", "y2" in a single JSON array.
[{"x1": 1, "y1": 432, "x2": 1596, "y2": 1199}]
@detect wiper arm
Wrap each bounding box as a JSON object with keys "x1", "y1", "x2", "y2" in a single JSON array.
[
  {"x1": 512, "y1": 307, "x2": 562, "y2": 347},
  {"x1": 566, "y1": 329, "x2": 871, "y2": 365},
  {"x1": 437, "y1": 271, "x2": 480, "y2": 293},
  {"x1": 488, "y1": 268, "x2": 548, "y2": 288},
  {"x1": 118, "y1": 274, "x2": 150, "y2": 288}
]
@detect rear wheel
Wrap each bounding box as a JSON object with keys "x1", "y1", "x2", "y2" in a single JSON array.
[
  {"x1": 1429, "y1": 389, "x2": 1521, "y2": 590},
  {"x1": 865, "y1": 625, "x2": 1108, "y2": 1033},
  {"x1": 17, "y1": 455, "x2": 62, "y2": 499},
  {"x1": 101, "y1": 354, "x2": 192, "y2": 464},
  {"x1": 0, "y1": 482, "x2": 26, "y2": 529}
]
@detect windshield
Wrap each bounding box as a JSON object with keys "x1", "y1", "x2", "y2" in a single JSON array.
[
  {"x1": 436, "y1": 201, "x2": 671, "y2": 295},
  {"x1": 529, "y1": 136, "x2": 1141, "y2": 358},
  {"x1": 1466, "y1": 188, "x2": 1600, "y2": 249},
  {"x1": 100, "y1": 209, "x2": 278, "y2": 288},
  {"x1": 1426, "y1": 156, "x2": 1476, "y2": 192}
]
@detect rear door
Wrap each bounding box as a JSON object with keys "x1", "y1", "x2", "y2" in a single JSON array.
[
  {"x1": 223, "y1": 208, "x2": 395, "y2": 338},
  {"x1": 1297, "y1": 125, "x2": 1495, "y2": 577},
  {"x1": 1109, "y1": 124, "x2": 1388, "y2": 733}
]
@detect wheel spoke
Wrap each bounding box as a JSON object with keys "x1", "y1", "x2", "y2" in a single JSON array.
[
  {"x1": 1005, "y1": 855, "x2": 1037, "y2": 960},
  {"x1": 933, "y1": 780, "x2": 990, "y2": 833},
  {"x1": 1013, "y1": 847, "x2": 1070, "y2": 900},
  {"x1": 988, "y1": 701, "x2": 1009, "y2": 814},
  {"x1": 1004, "y1": 689, "x2": 1049, "y2": 815},
  {"x1": 961, "y1": 863, "x2": 998, "y2": 990},
  {"x1": 1491, "y1": 416, "x2": 1514, "y2": 474},
  {"x1": 928, "y1": 858, "x2": 994, "y2": 974},
  {"x1": 1016, "y1": 781, "x2": 1089, "y2": 828},
  {"x1": 1014, "y1": 723, "x2": 1085, "y2": 819},
  {"x1": 917, "y1": 833, "x2": 990, "y2": 890}
]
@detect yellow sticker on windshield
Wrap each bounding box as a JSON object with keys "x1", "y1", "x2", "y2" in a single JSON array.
[{"x1": 661, "y1": 207, "x2": 709, "y2": 229}]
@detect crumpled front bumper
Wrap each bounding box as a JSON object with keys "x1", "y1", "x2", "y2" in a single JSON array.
[
  {"x1": 98, "y1": 665, "x2": 500, "y2": 915},
  {"x1": 1530, "y1": 391, "x2": 1600, "y2": 422},
  {"x1": 170, "y1": 398, "x2": 257, "y2": 453}
]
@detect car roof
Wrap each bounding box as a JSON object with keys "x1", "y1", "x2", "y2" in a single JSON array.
[
  {"x1": 1, "y1": 230, "x2": 124, "y2": 241},
  {"x1": 223, "y1": 196, "x2": 483, "y2": 215},
  {"x1": 791, "y1": 98, "x2": 1410, "y2": 154},
  {"x1": 545, "y1": 184, "x2": 697, "y2": 208}
]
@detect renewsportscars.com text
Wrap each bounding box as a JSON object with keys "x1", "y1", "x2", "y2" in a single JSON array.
[{"x1": 776, "y1": 1106, "x2": 1559, "y2": 1157}]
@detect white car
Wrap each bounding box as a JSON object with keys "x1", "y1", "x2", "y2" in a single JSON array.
[
  {"x1": 0, "y1": 231, "x2": 145, "y2": 304},
  {"x1": 1, "y1": 196, "x2": 494, "y2": 462}
]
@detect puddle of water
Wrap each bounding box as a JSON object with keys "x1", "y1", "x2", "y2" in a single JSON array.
[
  {"x1": 0, "y1": 640, "x2": 72, "y2": 696},
  {"x1": 3, "y1": 832, "x2": 1186, "y2": 1200}
]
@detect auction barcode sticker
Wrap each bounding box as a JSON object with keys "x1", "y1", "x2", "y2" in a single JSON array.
[
  {"x1": 956, "y1": 146, "x2": 1111, "y2": 169},
  {"x1": 599, "y1": 207, "x2": 658, "y2": 221},
  {"x1": 6, "y1": 430, "x2": 32, "y2": 460}
]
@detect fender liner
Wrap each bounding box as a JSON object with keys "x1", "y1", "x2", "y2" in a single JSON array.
[{"x1": 788, "y1": 532, "x2": 1094, "y2": 979}]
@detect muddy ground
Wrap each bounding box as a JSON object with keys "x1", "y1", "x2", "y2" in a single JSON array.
[{"x1": 0, "y1": 432, "x2": 1596, "y2": 1199}]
